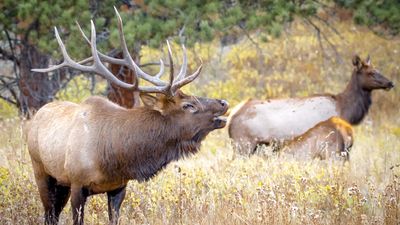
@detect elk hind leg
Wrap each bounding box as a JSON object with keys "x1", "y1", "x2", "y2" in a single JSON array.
[
  {"x1": 31, "y1": 163, "x2": 61, "y2": 225},
  {"x1": 34, "y1": 175, "x2": 64, "y2": 225},
  {"x1": 231, "y1": 138, "x2": 257, "y2": 156}
]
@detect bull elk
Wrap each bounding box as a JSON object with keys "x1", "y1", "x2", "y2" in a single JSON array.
[
  {"x1": 26, "y1": 8, "x2": 228, "y2": 225},
  {"x1": 281, "y1": 117, "x2": 353, "y2": 160},
  {"x1": 228, "y1": 55, "x2": 394, "y2": 154}
]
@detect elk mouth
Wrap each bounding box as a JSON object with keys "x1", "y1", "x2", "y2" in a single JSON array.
[
  {"x1": 213, "y1": 106, "x2": 229, "y2": 129},
  {"x1": 384, "y1": 82, "x2": 395, "y2": 91},
  {"x1": 213, "y1": 116, "x2": 227, "y2": 129},
  {"x1": 212, "y1": 100, "x2": 229, "y2": 129}
]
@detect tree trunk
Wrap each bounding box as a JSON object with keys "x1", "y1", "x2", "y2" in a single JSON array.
[{"x1": 18, "y1": 44, "x2": 55, "y2": 117}]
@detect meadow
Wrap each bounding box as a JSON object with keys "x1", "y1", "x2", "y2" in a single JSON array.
[{"x1": 0, "y1": 18, "x2": 399, "y2": 224}]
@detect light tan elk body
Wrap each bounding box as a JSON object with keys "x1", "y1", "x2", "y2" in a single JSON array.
[
  {"x1": 281, "y1": 117, "x2": 353, "y2": 160},
  {"x1": 228, "y1": 55, "x2": 394, "y2": 154},
  {"x1": 26, "y1": 8, "x2": 228, "y2": 225}
]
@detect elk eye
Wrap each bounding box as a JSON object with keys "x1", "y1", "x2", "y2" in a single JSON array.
[{"x1": 182, "y1": 103, "x2": 198, "y2": 113}]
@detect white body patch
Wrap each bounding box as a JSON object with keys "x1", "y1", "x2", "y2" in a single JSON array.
[{"x1": 244, "y1": 96, "x2": 338, "y2": 141}]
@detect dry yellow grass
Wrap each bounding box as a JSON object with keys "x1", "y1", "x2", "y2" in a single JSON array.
[
  {"x1": 0, "y1": 119, "x2": 399, "y2": 225},
  {"x1": 0, "y1": 18, "x2": 399, "y2": 225}
]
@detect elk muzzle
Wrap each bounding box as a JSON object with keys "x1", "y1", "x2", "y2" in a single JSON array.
[
  {"x1": 385, "y1": 81, "x2": 395, "y2": 90},
  {"x1": 213, "y1": 99, "x2": 229, "y2": 129}
]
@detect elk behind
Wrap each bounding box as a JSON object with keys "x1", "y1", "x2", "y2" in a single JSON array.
[
  {"x1": 281, "y1": 117, "x2": 353, "y2": 160},
  {"x1": 26, "y1": 8, "x2": 228, "y2": 225},
  {"x1": 228, "y1": 55, "x2": 394, "y2": 154}
]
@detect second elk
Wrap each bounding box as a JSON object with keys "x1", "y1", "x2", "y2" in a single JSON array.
[{"x1": 281, "y1": 117, "x2": 353, "y2": 160}]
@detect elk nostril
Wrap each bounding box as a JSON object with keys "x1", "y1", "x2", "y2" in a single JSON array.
[
  {"x1": 389, "y1": 82, "x2": 395, "y2": 88},
  {"x1": 219, "y1": 100, "x2": 229, "y2": 107}
]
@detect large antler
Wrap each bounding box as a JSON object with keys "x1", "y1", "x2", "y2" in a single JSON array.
[
  {"x1": 165, "y1": 41, "x2": 203, "y2": 95},
  {"x1": 32, "y1": 7, "x2": 202, "y2": 96}
]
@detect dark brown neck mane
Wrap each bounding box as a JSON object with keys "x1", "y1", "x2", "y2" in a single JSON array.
[
  {"x1": 335, "y1": 71, "x2": 372, "y2": 125},
  {"x1": 96, "y1": 108, "x2": 210, "y2": 183}
]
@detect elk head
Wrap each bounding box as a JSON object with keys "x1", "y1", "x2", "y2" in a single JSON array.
[
  {"x1": 141, "y1": 90, "x2": 228, "y2": 142},
  {"x1": 352, "y1": 55, "x2": 395, "y2": 91}
]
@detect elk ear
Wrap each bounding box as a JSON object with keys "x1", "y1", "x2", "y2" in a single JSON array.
[
  {"x1": 140, "y1": 93, "x2": 158, "y2": 107},
  {"x1": 352, "y1": 55, "x2": 362, "y2": 70},
  {"x1": 175, "y1": 89, "x2": 187, "y2": 98}
]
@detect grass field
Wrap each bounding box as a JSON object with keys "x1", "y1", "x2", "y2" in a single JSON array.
[
  {"x1": 0, "y1": 117, "x2": 399, "y2": 225},
  {"x1": 0, "y1": 18, "x2": 399, "y2": 225}
]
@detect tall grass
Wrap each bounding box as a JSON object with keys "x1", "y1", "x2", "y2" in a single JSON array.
[{"x1": 0, "y1": 118, "x2": 399, "y2": 225}]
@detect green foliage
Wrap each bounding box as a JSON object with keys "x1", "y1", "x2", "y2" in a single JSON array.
[
  {"x1": 335, "y1": 0, "x2": 400, "y2": 35},
  {"x1": 2, "y1": 0, "x2": 319, "y2": 53},
  {"x1": 56, "y1": 76, "x2": 107, "y2": 103},
  {"x1": 0, "y1": 0, "x2": 117, "y2": 58},
  {"x1": 1, "y1": 0, "x2": 399, "y2": 78}
]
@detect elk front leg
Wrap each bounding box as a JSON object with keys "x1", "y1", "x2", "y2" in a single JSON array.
[
  {"x1": 70, "y1": 186, "x2": 89, "y2": 225},
  {"x1": 107, "y1": 186, "x2": 127, "y2": 225},
  {"x1": 53, "y1": 184, "x2": 71, "y2": 220}
]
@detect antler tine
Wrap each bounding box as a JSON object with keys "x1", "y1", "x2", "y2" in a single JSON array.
[
  {"x1": 155, "y1": 59, "x2": 165, "y2": 79},
  {"x1": 113, "y1": 6, "x2": 166, "y2": 85},
  {"x1": 171, "y1": 59, "x2": 203, "y2": 94},
  {"x1": 75, "y1": 21, "x2": 135, "y2": 69},
  {"x1": 31, "y1": 27, "x2": 70, "y2": 73},
  {"x1": 175, "y1": 44, "x2": 187, "y2": 82},
  {"x1": 122, "y1": 40, "x2": 173, "y2": 94},
  {"x1": 77, "y1": 11, "x2": 166, "y2": 86},
  {"x1": 114, "y1": 6, "x2": 132, "y2": 68},
  {"x1": 166, "y1": 40, "x2": 175, "y2": 87},
  {"x1": 32, "y1": 8, "x2": 203, "y2": 96},
  {"x1": 32, "y1": 23, "x2": 137, "y2": 90},
  {"x1": 76, "y1": 21, "x2": 90, "y2": 45},
  {"x1": 32, "y1": 27, "x2": 97, "y2": 73},
  {"x1": 365, "y1": 54, "x2": 371, "y2": 65},
  {"x1": 135, "y1": 40, "x2": 175, "y2": 96},
  {"x1": 163, "y1": 40, "x2": 203, "y2": 95},
  {"x1": 88, "y1": 20, "x2": 137, "y2": 89}
]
